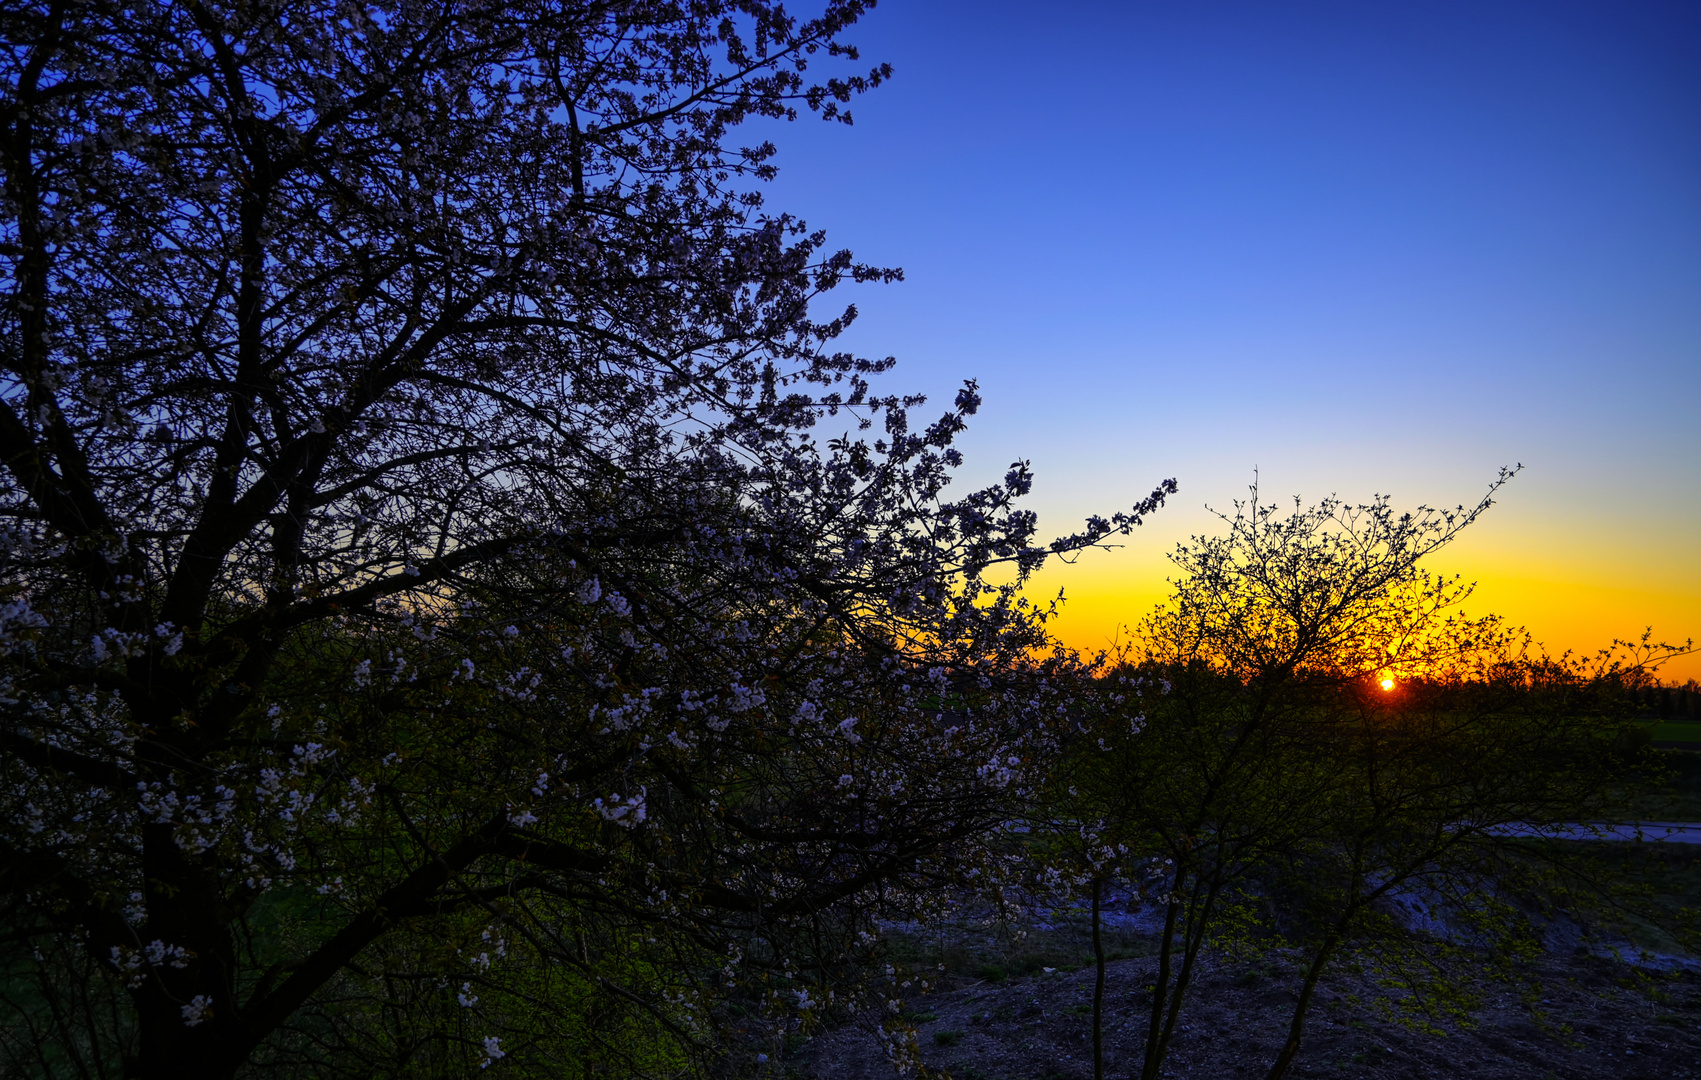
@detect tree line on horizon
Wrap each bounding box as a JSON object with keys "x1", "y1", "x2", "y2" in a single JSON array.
[{"x1": 0, "y1": 3, "x2": 1689, "y2": 1079}]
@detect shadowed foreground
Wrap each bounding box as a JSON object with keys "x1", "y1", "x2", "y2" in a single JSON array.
[{"x1": 804, "y1": 950, "x2": 1701, "y2": 1080}]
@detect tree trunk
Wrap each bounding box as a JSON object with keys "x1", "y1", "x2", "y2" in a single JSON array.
[
  {"x1": 1140, "y1": 871, "x2": 1182, "y2": 1080},
  {"x1": 1264, "y1": 933, "x2": 1342, "y2": 1080},
  {"x1": 1091, "y1": 876, "x2": 1105, "y2": 1080},
  {"x1": 1154, "y1": 875, "x2": 1223, "y2": 1076},
  {"x1": 134, "y1": 1008, "x2": 245, "y2": 1080},
  {"x1": 133, "y1": 820, "x2": 246, "y2": 1080}
]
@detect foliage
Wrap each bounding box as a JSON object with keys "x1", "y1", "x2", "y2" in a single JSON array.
[{"x1": 0, "y1": 3, "x2": 1176, "y2": 1077}]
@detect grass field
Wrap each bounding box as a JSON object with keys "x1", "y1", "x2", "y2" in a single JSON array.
[{"x1": 1653, "y1": 721, "x2": 1701, "y2": 744}]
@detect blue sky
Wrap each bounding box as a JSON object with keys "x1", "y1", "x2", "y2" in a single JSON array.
[{"x1": 758, "y1": 0, "x2": 1701, "y2": 671}]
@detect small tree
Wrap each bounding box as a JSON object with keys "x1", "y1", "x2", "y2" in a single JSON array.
[
  {"x1": 1069, "y1": 472, "x2": 1516, "y2": 1080},
  {"x1": 1073, "y1": 474, "x2": 1687, "y2": 1080},
  {"x1": 1068, "y1": 660, "x2": 1336, "y2": 1080},
  {"x1": 0, "y1": 4, "x2": 1177, "y2": 1077},
  {"x1": 1030, "y1": 780, "x2": 1134, "y2": 1080}
]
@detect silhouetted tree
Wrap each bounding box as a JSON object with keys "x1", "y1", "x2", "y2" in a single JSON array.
[{"x1": 0, "y1": 3, "x2": 1175, "y2": 1077}]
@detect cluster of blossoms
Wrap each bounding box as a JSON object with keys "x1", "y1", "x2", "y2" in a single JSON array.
[{"x1": 107, "y1": 940, "x2": 191, "y2": 988}]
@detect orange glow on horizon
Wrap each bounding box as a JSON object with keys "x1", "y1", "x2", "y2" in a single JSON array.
[{"x1": 1022, "y1": 537, "x2": 1701, "y2": 685}]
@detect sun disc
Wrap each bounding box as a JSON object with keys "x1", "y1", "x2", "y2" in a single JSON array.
[{"x1": 1380, "y1": 678, "x2": 1395, "y2": 691}]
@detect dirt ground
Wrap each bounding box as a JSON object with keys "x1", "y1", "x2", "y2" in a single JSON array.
[{"x1": 802, "y1": 948, "x2": 1701, "y2": 1080}]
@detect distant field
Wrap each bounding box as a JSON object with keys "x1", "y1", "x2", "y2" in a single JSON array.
[
  {"x1": 1610, "y1": 747, "x2": 1701, "y2": 820},
  {"x1": 1652, "y1": 721, "x2": 1701, "y2": 743}
]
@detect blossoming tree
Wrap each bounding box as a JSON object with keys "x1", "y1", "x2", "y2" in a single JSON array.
[{"x1": 0, "y1": 2, "x2": 1173, "y2": 1077}]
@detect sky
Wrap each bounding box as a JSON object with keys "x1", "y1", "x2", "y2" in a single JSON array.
[{"x1": 756, "y1": 0, "x2": 1701, "y2": 680}]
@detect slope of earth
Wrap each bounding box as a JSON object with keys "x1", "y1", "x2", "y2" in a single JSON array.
[{"x1": 802, "y1": 950, "x2": 1701, "y2": 1080}]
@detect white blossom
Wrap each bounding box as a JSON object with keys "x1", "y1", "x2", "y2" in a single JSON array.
[
  {"x1": 153, "y1": 622, "x2": 184, "y2": 656},
  {"x1": 592, "y1": 788, "x2": 647, "y2": 828},
  {"x1": 181, "y1": 996, "x2": 212, "y2": 1027}
]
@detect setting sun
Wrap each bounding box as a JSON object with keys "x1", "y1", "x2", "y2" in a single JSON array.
[{"x1": 1380, "y1": 678, "x2": 1395, "y2": 692}]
